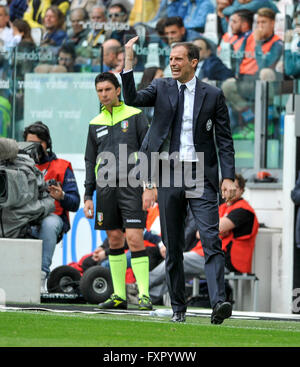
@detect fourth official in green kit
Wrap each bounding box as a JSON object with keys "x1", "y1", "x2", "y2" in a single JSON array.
[{"x1": 83, "y1": 72, "x2": 151, "y2": 310}]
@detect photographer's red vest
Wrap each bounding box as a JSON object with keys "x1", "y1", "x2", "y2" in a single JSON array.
[
  {"x1": 144, "y1": 204, "x2": 160, "y2": 248},
  {"x1": 36, "y1": 158, "x2": 72, "y2": 216},
  {"x1": 192, "y1": 199, "x2": 259, "y2": 273}
]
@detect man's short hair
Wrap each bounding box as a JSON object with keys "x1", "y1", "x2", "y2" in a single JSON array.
[
  {"x1": 70, "y1": 7, "x2": 89, "y2": 21},
  {"x1": 58, "y1": 43, "x2": 76, "y2": 60},
  {"x1": 108, "y1": 3, "x2": 128, "y2": 20},
  {"x1": 193, "y1": 37, "x2": 212, "y2": 51},
  {"x1": 95, "y1": 72, "x2": 120, "y2": 89},
  {"x1": 171, "y1": 42, "x2": 200, "y2": 62},
  {"x1": 164, "y1": 16, "x2": 184, "y2": 29},
  {"x1": 257, "y1": 7, "x2": 276, "y2": 21},
  {"x1": 233, "y1": 9, "x2": 254, "y2": 28},
  {"x1": 235, "y1": 173, "x2": 246, "y2": 191}
]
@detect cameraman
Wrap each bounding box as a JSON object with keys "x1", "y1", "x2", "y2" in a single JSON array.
[{"x1": 23, "y1": 121, "x2": 80, "y2": 292}]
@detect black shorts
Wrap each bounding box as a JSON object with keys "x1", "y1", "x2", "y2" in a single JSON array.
[{"x1": 95, "y1": 186, "x2": 146, "y2": 230}]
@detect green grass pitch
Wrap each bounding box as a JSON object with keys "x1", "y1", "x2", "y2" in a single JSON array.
[{"x1": 1, "y1": 309, "x2": 300, "y2": 347}]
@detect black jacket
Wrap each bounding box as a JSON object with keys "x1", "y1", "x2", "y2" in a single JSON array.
[
  {"x1": 121, "y1": 71, "x2": 235, "y2": 192},
  {"x1": 84, "y1": 102, "x2": 149, "y2": 199}
]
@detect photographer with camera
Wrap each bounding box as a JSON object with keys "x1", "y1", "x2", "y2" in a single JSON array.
[{"x1": 23, "y1": 121, "x2": 80, "y2": 292}]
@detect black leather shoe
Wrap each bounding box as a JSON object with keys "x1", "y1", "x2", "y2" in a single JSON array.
[
  {"x1": 211, "y1": 302, "x2": 232, "y2": 324},
  {"x1": 171, "y1": 312, "x2": 186, "y2": 323}
]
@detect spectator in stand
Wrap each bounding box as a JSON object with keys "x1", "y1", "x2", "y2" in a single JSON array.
[
  {"x1": 70, "y1": 0, "x2": 98, "y2": 16},
  {"x1": 161, "y1": 16, "x2": 202, "y2": 74},
  {"x1": 284, "y1": 10, "x2": 300, "y2": 79},
  {"x1": 9, "y1": 18, "x2": 36, "y2": 68},
  {"x1": 0, "y1": 5, "x2": 13, "y2": 49},
  {"x1": 102, "y1": 38, "x2": 122, "y2": 72},
  {"x1": 221, "y1": 8, "x2": 283, "y2": 135},
  {"x1": 177, "y1": 0, "x2": 215, "y2": 33},
  {"x1": 83, "y1": 5, "x2": 106, "y2": 48},
  {"x1": 105, "y1": 3, "x2": 137, "y2": 45},
  {"x1": 10, "y1": 19, "x2": 37, "y2": 125},
  {"x1": 148, "y1": 0, "x2": 215, "y2": 32},
  {"x1": 193, "y1": 38, "x2": 234, "y2": 82},
  {"x1": 222, "y1": 0, "x2": 279, "y2": 18},
  {"x1": 34, "y1": 42, "x2": 77, "y2": 73},
  {"x1": 23, "y1": 0, "x2": 70, "y2": 29},
  {"x1": 253, "y1": 8, "x2": 283, "y2": 75},
  {"x1": 40, "y1": 6, "x2": 68, "y2": 50},
  {"x1": 68, "y1": 7, "x2": 90, "y2": 49},
  {"x1": 218, "y1": 9, "x2": 254, "y2": 76},
  {"x1": 216, "y1": 0, "x2": 233, "y2": 38},
  {"x1": 149, "y1": 174, "x2": 259, "y2": 305},
  {"x1": 111, "y1": 46, "x2": 125, "y2": 73},
  {"x1": 217, "y1": 0, "x2": 279, "y2": 41},
  {"x1": 57, "y1": 44, "x2": 79, "y2": 72},
  {"x1": 163, "y1": 16, "x2": 202, "y2": 46}
]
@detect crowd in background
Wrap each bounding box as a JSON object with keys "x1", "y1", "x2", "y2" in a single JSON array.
[
  {"x1": 0, "y1": 0, "x2": 298, "y2": 78},
  {"x1": 0, "y1": 0, "x2": 297, "y2": 141}
]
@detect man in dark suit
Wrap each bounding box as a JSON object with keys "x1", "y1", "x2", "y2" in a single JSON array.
[{"x1": 121, "y1": 36, "x2": 236, "y2": 324}]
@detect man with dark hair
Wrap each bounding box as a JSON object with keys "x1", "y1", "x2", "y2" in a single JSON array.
[
  {"x1": 163, "y1": 16, "x2": 201, "y2": 46},
  {"x1": 24, "y1": 121, "x2": 80, "y2": 292},
  {"x1": 83, "y1": 72, "x2": 151, "y2": 310},
  {"x1": 221, "y1": 8, "x2": 283, "y2": 131},
  {"x1": 193, "y1": 38, "x2": 234, "y2": 81},
  {"x1": 159, "y1": 16, "x2": 203, "y2": 71},
  {"x1": 105, "y1": 3, "x2": 137, "y2": 45},
  {"x1": 218, "y1": 9, "x2": 254, "y2": 75},
  {"x1": 122, "y1": 37, "x2": 236, "y2": 324},
  {"x1": 57, "y1": 44, "x2": 77, "y2": 72}
]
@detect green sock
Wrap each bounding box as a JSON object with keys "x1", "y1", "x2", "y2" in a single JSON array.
[
  {"x1": 108, "y1": 250, "x2": 127, "y2": 300},
  {"x1": 131, "y1": 251, "x2": 149, "y2": 298}
]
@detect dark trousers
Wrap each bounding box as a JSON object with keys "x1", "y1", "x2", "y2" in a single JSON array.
[{"x1": 157, "y1": 181, "x2": 225, "y2": 312}]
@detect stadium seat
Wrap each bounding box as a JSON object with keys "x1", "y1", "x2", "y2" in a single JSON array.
[
  {"x1": 203, "y1": 13, "x2": 219, "y2": 46},
  {"x1": 274, "y1": 13, "x2": 286, "y2": 40},
  {"x1": 192, "y1": 272, "x2": 259, "y2": 312},
  {"x1": 276, "y1": 0, "x2": 294, "y2": 17}
]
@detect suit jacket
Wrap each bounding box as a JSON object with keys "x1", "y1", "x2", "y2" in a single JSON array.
[{"x1": 121, "y1": 71, "x2": 235, "y2": 192}]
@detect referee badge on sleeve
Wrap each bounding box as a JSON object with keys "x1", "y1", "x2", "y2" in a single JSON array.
[{"x1": 121, "y1": 120, "x2": 129, "y2": 132}]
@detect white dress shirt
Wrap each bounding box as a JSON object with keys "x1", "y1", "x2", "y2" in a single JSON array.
[{"x1": 177, "y1": 76, "x2": 198, "y2": 162}]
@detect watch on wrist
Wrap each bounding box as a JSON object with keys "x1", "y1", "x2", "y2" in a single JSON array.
[
  {"x1": 143, "y1": 181, "x2": 156, "y2": 190},
  {"x1": 61, "y1": 191, "x2": 65, "y2": 200}
]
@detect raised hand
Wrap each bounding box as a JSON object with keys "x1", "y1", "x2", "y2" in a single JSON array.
[{"x1": 124, "y1": 35, "x2": 139, "y2": 71}]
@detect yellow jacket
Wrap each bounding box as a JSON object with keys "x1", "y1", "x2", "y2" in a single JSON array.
[{"x1": 23, "y1": 0, "x2": 69, "y2": 29}]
